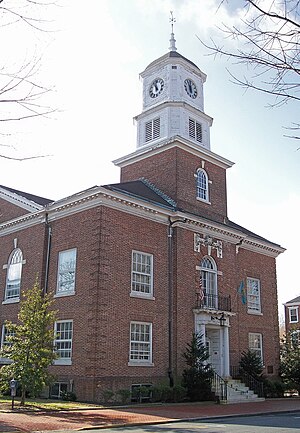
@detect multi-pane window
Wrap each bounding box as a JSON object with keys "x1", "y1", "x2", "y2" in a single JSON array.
[
  {"x1": 57, "y1": 249, "x2": 77, "y2": 294},
  {"x1": 131, "y1": 251, "x2": 153, "y2": 297},
  {"x1": 200, "y1": 256, "x2": 217, "y2": 309},
  {"x1": 247, "y1": 278, "x2": 261, "y2": 313},
  {"x1": 130, "y1": 322, "x2": 152, "y2": 363},
  {"x1": 189, "y1": 118, "x2": 202, "y2": 143},
  {"x1": 4, "y1": 248, "x2": 23, "y2": 301},
  {"x1": 249, "y1": 333, "x2": 263, "y2": 362},
  {"x1": 54, "y1": 320, "x2": 73, "y2": 363},
  {"x1": 288, "y1": 307, "x2": 299, "y2": 323},
  {"x1": 1, "y1": 324, "x2": 15, "y2": 349},
  {"x1": 50, "y1": 382, "x2": 68, "y2": 399},
  {"x1": 196, "y1": 169, "x2": 209, "y2": 201},
  {"x1": 145, "y1": 117, "x2": 160, "y2": 142}
]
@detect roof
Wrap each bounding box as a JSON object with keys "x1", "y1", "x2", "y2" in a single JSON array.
[
  {"x1": 145, "y1": 51, "x2": 200, "y2": 72},
  {"x1": 0, "y1": 185, "x2": 54, "y2": 206},
  {"x1": 284, "y1": 295, "x2": 300, "y2": 305},
  {"x1": 103, "y1": 179, "x2": 282, "y2": 250},
  {"x1": 102, "y1": 179, "x2": 176, "y2": 209}
]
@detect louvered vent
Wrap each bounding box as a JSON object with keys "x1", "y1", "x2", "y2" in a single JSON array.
[
  {"x1": 145, "y1": 117, "x2": 160, "y2": 143},
  {"x1": 189, "y1": 118, "x2": 202, "y2": 143}
]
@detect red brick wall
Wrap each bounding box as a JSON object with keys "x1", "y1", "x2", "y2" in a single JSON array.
[
  {"x1": 0, "y1": 198, "x2": 31, "y2": 224},
  {"x1": 120, "y1": 147, "x2": 228, "y2": 223}
]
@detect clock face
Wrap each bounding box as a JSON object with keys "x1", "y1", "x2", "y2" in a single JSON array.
[
  {"x1": 149, "y1": 78, "x2": 164, "y2": 98},
  {"x1": 184, "y1": 78, "x2": 198, "y2": 99}
]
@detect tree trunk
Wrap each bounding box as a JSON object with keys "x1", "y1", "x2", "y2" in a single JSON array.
[{"x1": 20, "y1": 386, "x2": 26, "y2": 406}]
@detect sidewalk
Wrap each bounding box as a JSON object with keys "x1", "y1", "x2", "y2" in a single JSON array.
[{"x1": 0, "y1": 398, "x2": 299, "y2": 433}]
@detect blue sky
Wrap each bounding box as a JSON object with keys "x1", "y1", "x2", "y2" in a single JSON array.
[{"x1": 1, "y1": 0, "x2": 299, "y2": 318}]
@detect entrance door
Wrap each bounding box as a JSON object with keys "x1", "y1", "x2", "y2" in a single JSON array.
[{"x1": 206, "y1": 328, "x2": 221, "y2": 375}]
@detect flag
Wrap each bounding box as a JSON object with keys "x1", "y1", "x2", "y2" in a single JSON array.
[{"x1": 238, "y1": 280, "x2": 246, "y2": 304}]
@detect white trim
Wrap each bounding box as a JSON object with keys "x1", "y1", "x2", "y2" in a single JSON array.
[
  {"x1": 54, "y1": 320, "x2": 73, "y2": 365},
  {"x1": 0, "y1": 187, "x2": 44, "y2": 212},
  {"x1": 129, "y1": 321, "x2": 152, "y2": 364},
  {"x1": 247, "y1": 277, "x2": 261, "y2": 314},
  {"x1": 288, "y1": 306, "x2": 299, "y2": 323},
  {"x1": 131, "y1": 251, "x2": 154, "y2": 298},
  {"x1": 113, "y1": 135, "x2": 233, "y2": 170}
]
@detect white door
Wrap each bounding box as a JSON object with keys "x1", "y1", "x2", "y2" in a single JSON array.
[{"x1": 206, "y1": 328, "x2": 221, "y2": 375}]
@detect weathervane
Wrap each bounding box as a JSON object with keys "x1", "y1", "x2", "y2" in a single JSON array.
[{"x1": 169, "y1": 11, "x2": 177, "y2": 52}]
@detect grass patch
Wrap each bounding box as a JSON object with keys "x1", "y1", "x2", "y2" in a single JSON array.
[{"x1": 0, "y1": 396, "x2": 103, "y2": 411}]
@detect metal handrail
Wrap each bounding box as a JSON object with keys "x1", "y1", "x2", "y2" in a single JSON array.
[
  {"x1": 196, "y1": 293, "x2": 231, "y2": 312},
  {"x1": 211, "y1": 370, "x2": 228, "y2": 402},
  {"x1": 230, "y1": 366, "x2": 264, "y2": 397}
]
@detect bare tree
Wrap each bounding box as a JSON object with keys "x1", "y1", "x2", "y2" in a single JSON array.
[
  {"x1": 0, "y1": 0, "x2": 57, "y2": 160},
  {"x1": 200, "y1": 0, "x2": 300, "y2": 139}
]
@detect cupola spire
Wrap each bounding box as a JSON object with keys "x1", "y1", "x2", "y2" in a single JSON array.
[{"x1": 169, "y1": 11, "x2": 177, "y2": 52}]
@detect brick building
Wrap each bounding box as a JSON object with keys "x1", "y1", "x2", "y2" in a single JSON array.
[
  {"x1": 284, "y1": 295, "x2": 300, "y2": 336},
  {"x1": 0, "y1": 31, "x2": 284, "y2": 402}
]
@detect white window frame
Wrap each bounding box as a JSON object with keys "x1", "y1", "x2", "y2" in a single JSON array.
[
  {"x1": 247, "y1": 277, "x2": 261, "y2": 314},
  {"x1": 145, "y1": 117, "x2": 160, "y2": 142},
  {"x1": 54, "y1": 320, "x2": 73, "y2": 365},
  {"x1": 196, "y1": 169, "x2": 209, "y2": 202},
  {"x1": 200, "y1": 256, "x2": 217, "y2": 309},
  {"x1": 288, "y1": 306, "x2": 299, "y2": 323},
  {"x1": 56, "y1": 248, "x2": 77, "y2": 296},
  {"x1": 129, "y1": 321, "x2": 153, "y2": 366},
  {"x1": 0, "y1": 324, "x2": 15, "y2": 363},
  {"x1": 4, "y1": 248, "x2": 23, "y2": 302},
  {"x1": 131, "y1": 251, "x2": 153, "y2": 298},
  {"x1": 249, "y1": 332, "x2": 263, "y2": 363}
]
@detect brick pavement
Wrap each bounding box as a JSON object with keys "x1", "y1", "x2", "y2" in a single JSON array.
[{"x1": 0, "y1": 398, "x2": 299, "y2": 433}]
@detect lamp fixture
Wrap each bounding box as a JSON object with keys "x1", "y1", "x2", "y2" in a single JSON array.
[{"x1": 211, "y1": 312, "x2": 226, "y2": 327}]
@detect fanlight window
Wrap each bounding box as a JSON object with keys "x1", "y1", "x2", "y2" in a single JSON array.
[
  {"x1": 196, "y1": 169, "x2": 209, "y2": 201},
  {"x1": 5, "y1": 249, "x2": 23, "y2": 301}
]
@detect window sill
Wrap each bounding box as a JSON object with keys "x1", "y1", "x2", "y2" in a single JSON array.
[
  {"x1": 54, "y1": 291, "x2": 75, "y2": 298},
  {"x1": 0, "y1": 357, "x2": 13, "y2": 365},
  {"x1": 130, "y1": 293, "x2": 155, "y2": 300},
  {"x1": 128, "y1": 361, "x2": 154, "y2": 367},
  {"x1": 247, "y1": 310, "x2": 263, "y2": 315},
  {"x1": 53, "y1": 359, "x2": 72, "y2": 366},
  {"x1": 2, "y1": 298, "x2": 20, "y2": 305},
  {"x1": 196, "y1": 197, "x2": 211, "y2": 205},
  {"x1": 289, "y1": 320, "x2": 298, "y2": 324}
]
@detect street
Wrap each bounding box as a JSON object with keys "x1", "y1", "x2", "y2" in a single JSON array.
[{"x1": 86, "y1": 412, "x2": 300, "y2": 433}]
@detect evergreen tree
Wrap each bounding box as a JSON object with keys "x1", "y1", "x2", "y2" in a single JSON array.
[
  {"x1": 182, "y1": 333, "x2": 214, "y2": 401},
  {"x1": 239, "y1": 349, "x2": 264, "y2": 380},
  {"x1": 0, "y1": 281, "x2": 57, "y2": 405},
  {"x1": 280, "y1": 331, "x2": 300, "y2": 394}
]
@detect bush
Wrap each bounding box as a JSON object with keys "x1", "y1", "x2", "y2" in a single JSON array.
[
  {"x1": 116, "y1": 389, "x2": 131, "y2": 404},
  {"x1": 61, "y1": 391, "x2": 77, "y2": 401},
  {"x1": 263, "y1": 378, "x2": 285, "y2": 398},
  {"x1": 101, "y1": 389, "x2": 114, "y2": 404}
]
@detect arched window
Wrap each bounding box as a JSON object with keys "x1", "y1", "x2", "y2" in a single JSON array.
[
  {"x1": 196, "y1": 169, "x2": 209, "y2": 202},
  {"x1": 200, "y1": 256, "x2": 217, "y2": 308},
  {"x1": 5, "y1": 248, "x2": 23, "y2": 301}
]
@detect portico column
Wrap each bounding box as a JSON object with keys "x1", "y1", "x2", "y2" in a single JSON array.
[{"x1": 223, "y1": 325, "x2": 230, "y2": 377}]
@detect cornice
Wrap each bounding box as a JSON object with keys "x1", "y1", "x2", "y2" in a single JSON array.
[
  {"x1": 113, "y1": 136, "x2": 234, "y2": 170},
  {"x1": 0, "y1": 187, "x2": 43, "y2": 212},
  {"x1": 133, "y1": 101, "x2": 213, "y2": 126},
  {"x1": 0, "y1": 186, "x2": 284, "y2": 257}
]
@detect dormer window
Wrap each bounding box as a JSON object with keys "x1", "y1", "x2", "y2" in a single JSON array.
[
  {"x1": 196, "y1": 169, "x2": 209, "y2": 202},
  {"x1": 189, "y1": 118, "x2": 202, "y2": 143},
  {"x1": 145, "y1": 117, "x2": 160, "y2": 142}
]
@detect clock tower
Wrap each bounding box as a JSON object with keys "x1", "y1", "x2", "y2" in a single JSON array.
[
  {"x1": 134, "y1": 21, "x2": 212, "y2": 150},
  {"x1": 114, "y1": 17, "x2": 234, "y2": 224}
]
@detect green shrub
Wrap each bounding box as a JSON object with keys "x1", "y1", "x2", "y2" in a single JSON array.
[
  {"x1": 116, "y1": 389, "x2": 131, "y2": 404},
  {"x1": 263, "y1": 378, "x2": 285, "y2": 398},
  {"x1": 239, "y1": 350, "x2": 263, "y2": 380},
  {"x1": 101, "y1": 389, "x2": 114, "y2": 404},
  {"x1": 61, "y1": 391, "x2": 77, "y2": 401}
]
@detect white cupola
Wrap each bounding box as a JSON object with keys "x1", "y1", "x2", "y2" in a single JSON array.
[{"x1": 134, "y1": 16, "x2": 213, "y2": 151}]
